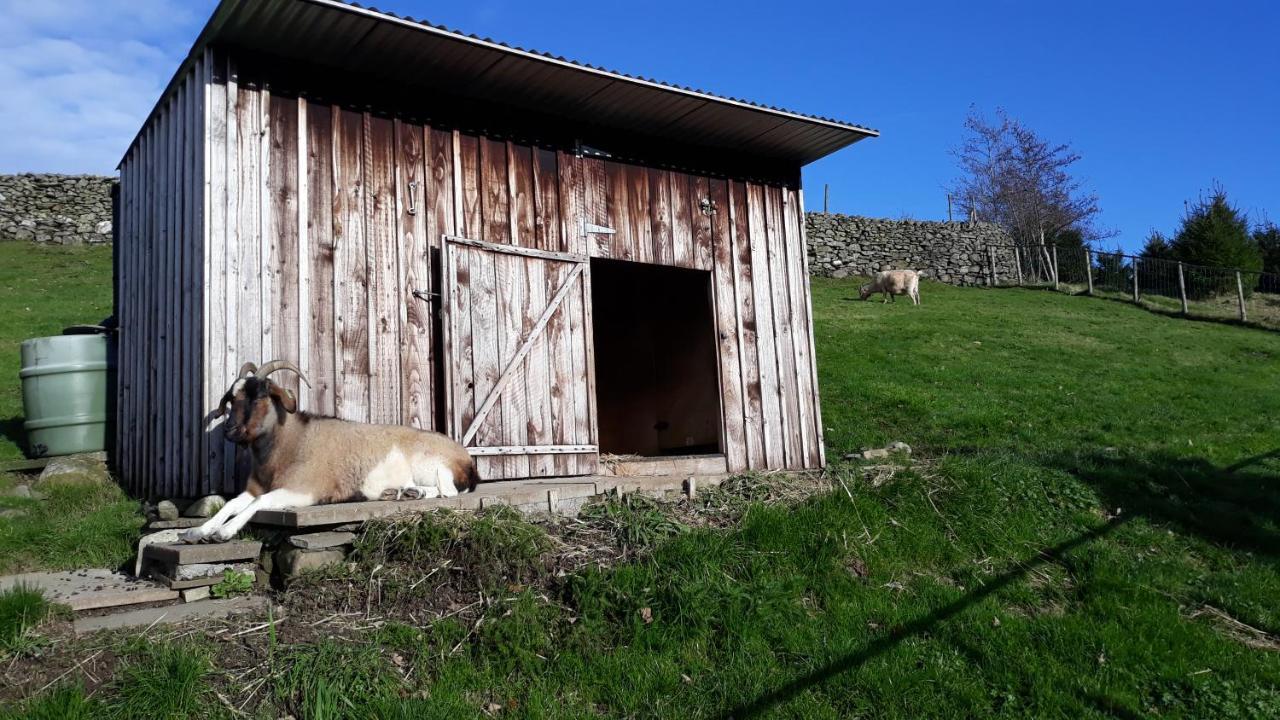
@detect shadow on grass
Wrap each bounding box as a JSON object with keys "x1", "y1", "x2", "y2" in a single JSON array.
[
  {"x1": 0, "y1": 415, "x2": 25, "y2": 457},
  {"x1": 717, "y1": 517, "x2": 1130, "y2": 719},
  {"x1": 1058, "y1": 449, "x2": 1280, "y2": 559}
]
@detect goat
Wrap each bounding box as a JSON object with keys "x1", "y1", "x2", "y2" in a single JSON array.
[
  {"x1": 859, "y1": 270, "x2": 921, "y2": 305},
  {"x1": 181, "y1": 361, "x2": 478, "y2": 543}
]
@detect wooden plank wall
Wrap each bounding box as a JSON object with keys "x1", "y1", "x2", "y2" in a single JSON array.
[
  {"x1": 201, "y1": 60, "x2": 463, "y2": 490},
  {"x1": 121, "y1": 56, "x2": 826, "y2": 494},
  {"x1": 115, "y1": 52, "x2": 208, "y2": 499},
  {"x1": 579, "y1": 158, "x2": 821, "y2": 473}
]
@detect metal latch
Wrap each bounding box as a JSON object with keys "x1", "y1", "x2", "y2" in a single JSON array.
[
  {"x1": 580, "y1": 220, "x2": 616, "y2": 236},
  {"x1": 411, "y1": 288, "x2": 438, "y2": 302}
]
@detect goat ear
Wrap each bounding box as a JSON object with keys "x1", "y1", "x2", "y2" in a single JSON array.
[
  {"x1": 268, "y1": 382, "x2": 298, "y2": 414},
  {"x1": 211, "y1": 390, "x2": 235, "y2": 419}
]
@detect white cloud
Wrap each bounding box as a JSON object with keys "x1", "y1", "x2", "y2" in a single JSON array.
[{"x1": 0, "y1": 0, "x2": 210, "y2": 173}]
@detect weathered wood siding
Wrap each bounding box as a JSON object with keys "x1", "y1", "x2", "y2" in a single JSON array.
[
  {"x1": 577, "y1": 158, "x2": 822, "y2": 473},
  {"x1": 119, "y1": 54, "x2": 824, "y2": 496},
  {"x1": 115, "y1": 51, "x2": 209, "y2": 498}
]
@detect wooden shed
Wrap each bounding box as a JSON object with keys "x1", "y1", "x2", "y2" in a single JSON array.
[{"x1": 113, "y1": 0, "x2": 878, "y2": 498}]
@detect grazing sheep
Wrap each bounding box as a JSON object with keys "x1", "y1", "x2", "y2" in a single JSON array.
[
  {"x1": 859, "y1": 270, "x2": 921, "y2": 305},
  {"x1": 181, "y1": 360, "x2": 478, "y2": 544}
]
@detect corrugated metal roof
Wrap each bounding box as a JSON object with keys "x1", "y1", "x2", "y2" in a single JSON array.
[{"x1": 123, "y1": 0, "x2": 878, "y2": 167}]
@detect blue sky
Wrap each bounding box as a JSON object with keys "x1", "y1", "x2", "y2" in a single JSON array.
[{"x1": 2, "y1": 1, "x2": 1276, "y2": 251}]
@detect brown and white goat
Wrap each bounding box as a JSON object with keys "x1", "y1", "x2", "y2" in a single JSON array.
[
  {"x1": 859, "y1": 269, "x2": 921, "y2": 305},
  {"x1": 181, "y1": 361, "x2": 478, "y2": 544}
]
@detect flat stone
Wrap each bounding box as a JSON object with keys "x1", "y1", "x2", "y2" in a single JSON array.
[
  {"x1": 181, "y1": 586, "x2": 211, "y2": 602},
  {"x1": 145, "y1": 540, "x2": 262, "y2": 566},
  {"x1": 150, "y1": 562, "x2": 256, "y2": 589},
  {"x1": 134, "y1": 528, "x2": 187, "y2": 577},
  {"x1": 184, "y1": 495, "x2": 225, "y2": 518},
  {"x1": 73, "y1": 595, "x2": 271, "y2": 634},
  {"x1": 287, "y1": 531, "x2": 356, "y2": 550},
  {"x1": 146, "y1": 517, "x2": 204, "y2": 530},
  {"x1": 0, "y1": 569, "x2": 177, "y2": 611},
  {"x1": 36, "y1": 453, "x2": 110, "y2": 488},
  {"x1": 278, "y1": 547, "x2": 347, "y2": 579},
  {"x1": 155, "y1": 500, "x2": 180, "y2": 521}
]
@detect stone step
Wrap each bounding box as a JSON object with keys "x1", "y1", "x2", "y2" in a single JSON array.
[
  {"x1": 148, "y1": 562, "x2": 256, "y2": 590},
  {"x1": 144, "y1": 540, "x2": 262, "y2": 566},
  {"x1": 0, "y1": 569, "x2": 177, "y2": 612},
  {"x1": 287, "y1": 531, "x2": 356, "y2": 550},
  {"x1": 73, "y1": 595, "x2": 273, "y2": 634}
]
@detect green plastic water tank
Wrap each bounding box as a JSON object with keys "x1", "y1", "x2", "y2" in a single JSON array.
[{"x1": 19, "y1": 334, "x2": 108, "y2": 458}]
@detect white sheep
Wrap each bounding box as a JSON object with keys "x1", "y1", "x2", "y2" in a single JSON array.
[{"x1": 859, "y1": 270, "x2": 921, "y2": 305}]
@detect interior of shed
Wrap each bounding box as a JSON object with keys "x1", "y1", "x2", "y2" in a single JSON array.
[{"x1": 590, "y1": 258, "x2": 722, "y2": 457}]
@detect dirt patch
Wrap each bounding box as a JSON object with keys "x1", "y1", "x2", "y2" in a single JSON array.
[{"x1": 1187, "y1": 604, "x2": 1280, "y2": 652}]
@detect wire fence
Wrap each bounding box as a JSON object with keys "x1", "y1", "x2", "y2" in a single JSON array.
[{"x1": 985, "y1": 244, "x2": 1280, "y2": 331}]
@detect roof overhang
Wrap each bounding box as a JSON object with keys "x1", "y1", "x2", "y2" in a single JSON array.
[{"x1": 123, "y1": 0, "x2": 878, "y2": 169}]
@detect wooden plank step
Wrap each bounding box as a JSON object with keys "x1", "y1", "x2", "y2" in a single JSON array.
[
  {"x1": 287, "y1": 531, "x2": 356, "y2": 550},
  {"x1": 249, "y1": 474, "x2": 724, "y2": 528},
  {"x1": 0, "y1": 569, "x2": 178, "y2": 612},
  {"x1": 144, "y1": 540, "x2": 262, "y2": 566},
  {"x1": 600, "y1": 454, "x2": 728, "y2": 477}
]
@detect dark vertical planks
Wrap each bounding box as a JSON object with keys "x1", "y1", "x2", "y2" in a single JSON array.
[
  {"x1": 693, "y1": 176, "x2": 715, "y2": 271},
  {"x1": 364, "y1": 113, "x2": 400, "y2": 425},
  {"x1": 396, "y1": 120, "x2": 431, "y2": 429},
  {"x1": 268, "y1": 95, "x2": 300, "y2": 400},
  {"x1": 669, "y1": 170, "x2": 693, "y2": 268},
  {"x1": 508, "y1": 142, "x2": 536, "y2": 248},
  {"x1": 481, "y1": 137, "x2": 510, "y2": 244},
  {"x1": 646, "y1": 168, "x2": 670, "y2": 265},
  {"x1": 604, "y1": 161, "x2": 629, "y2": 260},
  {"x1": 333, "y1": 108, "x2": 369, "y2": 422},
  {"x1": 708, "y1": 178, "x2": 748, "y2": 472},
  {"x1": 457, "y1": 134, "x2": 482, "y2": 240},
  {"x1": 729, "y1": 180, "x2": 765, "y2": 469},
  {"x1": 534, "y1": 148, "x2": 561, "y2": 252},
  {"x1": 304, "y1": 100, "x2": 336, "y2": 416}
]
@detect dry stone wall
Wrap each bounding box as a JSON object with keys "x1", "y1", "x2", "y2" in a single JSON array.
[
  {"x1": 805, "y1": 213, "x2": 1017, "y2": 286},
  {"x1": 0, "y1": 174, "x2": 115, "y2": 245}
]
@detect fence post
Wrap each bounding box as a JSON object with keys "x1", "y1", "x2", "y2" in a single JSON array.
[
  {"x1": 1014, "y1": 247, "x2": 1024, "y2": 285},
  {"x1": 1084, "y1": 249, "x2": 1093, "y2": 295},
  {"x1": 988, "y1": 246, "x2": 997, "y2": 286},
  {"x1": 1051, "y1": 246, "x2": 1059, "y2": 289},
  {"x1": 1132, "y1": 257, "x2": 1140, "y2": 303},
  {"x1": 1176, "y1": 262, "x2": 1188, "y2": 314},
  {"x1": 1236, "y1": 271, "x2": 1247, "y2": 322}
]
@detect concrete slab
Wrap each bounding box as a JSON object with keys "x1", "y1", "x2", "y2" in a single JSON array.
[
  {"x1": 149, "y1": 562, "x2": 255, "y2": 589},
  {"x1": 0, "y1": 569, "x2": 178, "y2": 611},
  {"x1": 144, "y1": 540, "x2": 262, "y2": 566},
  {"x1": 73, "y1": 595, "x2": 272, "y2": 634}
]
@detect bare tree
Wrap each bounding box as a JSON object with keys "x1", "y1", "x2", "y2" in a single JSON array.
[{"x1": 950, "y1": 109, "x2": 1112, "y2": 279}]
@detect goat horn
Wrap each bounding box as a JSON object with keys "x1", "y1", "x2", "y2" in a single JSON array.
[
  {"x1": 236, "y1": 362, "x2": 258, "y2": 379},
  {"x1": 257, "y1": 359, "x2": 312, "y2": 388}
]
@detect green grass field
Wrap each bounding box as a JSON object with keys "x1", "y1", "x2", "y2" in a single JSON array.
[{"x1": 4, "y1": 244, "x2": 1280, "y2": 718}]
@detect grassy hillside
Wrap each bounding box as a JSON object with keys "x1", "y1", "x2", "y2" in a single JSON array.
[
  {"x1": 0, "y1": 241, "x2": 114, "y2": 461},
  {"x1": 4, "y1": 251, "x2": 1280, "y2": 717}
]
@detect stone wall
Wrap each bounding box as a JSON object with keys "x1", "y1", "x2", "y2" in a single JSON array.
[
  {"x1": 0, "y1": 174, "x2": 115, "y2": 245},
  {"x1": 805, "y1": 213, "x2": 1016, "y2": 286}
]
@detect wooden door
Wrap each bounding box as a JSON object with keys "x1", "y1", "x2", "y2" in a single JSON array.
[{"x1": 440, "y1": 234, "x2": 597, "y2": 480}]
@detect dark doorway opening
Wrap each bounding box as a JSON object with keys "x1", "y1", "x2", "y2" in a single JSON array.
[{"x1": 590, "y1": 258, "x2": 722, "y2": 457}]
